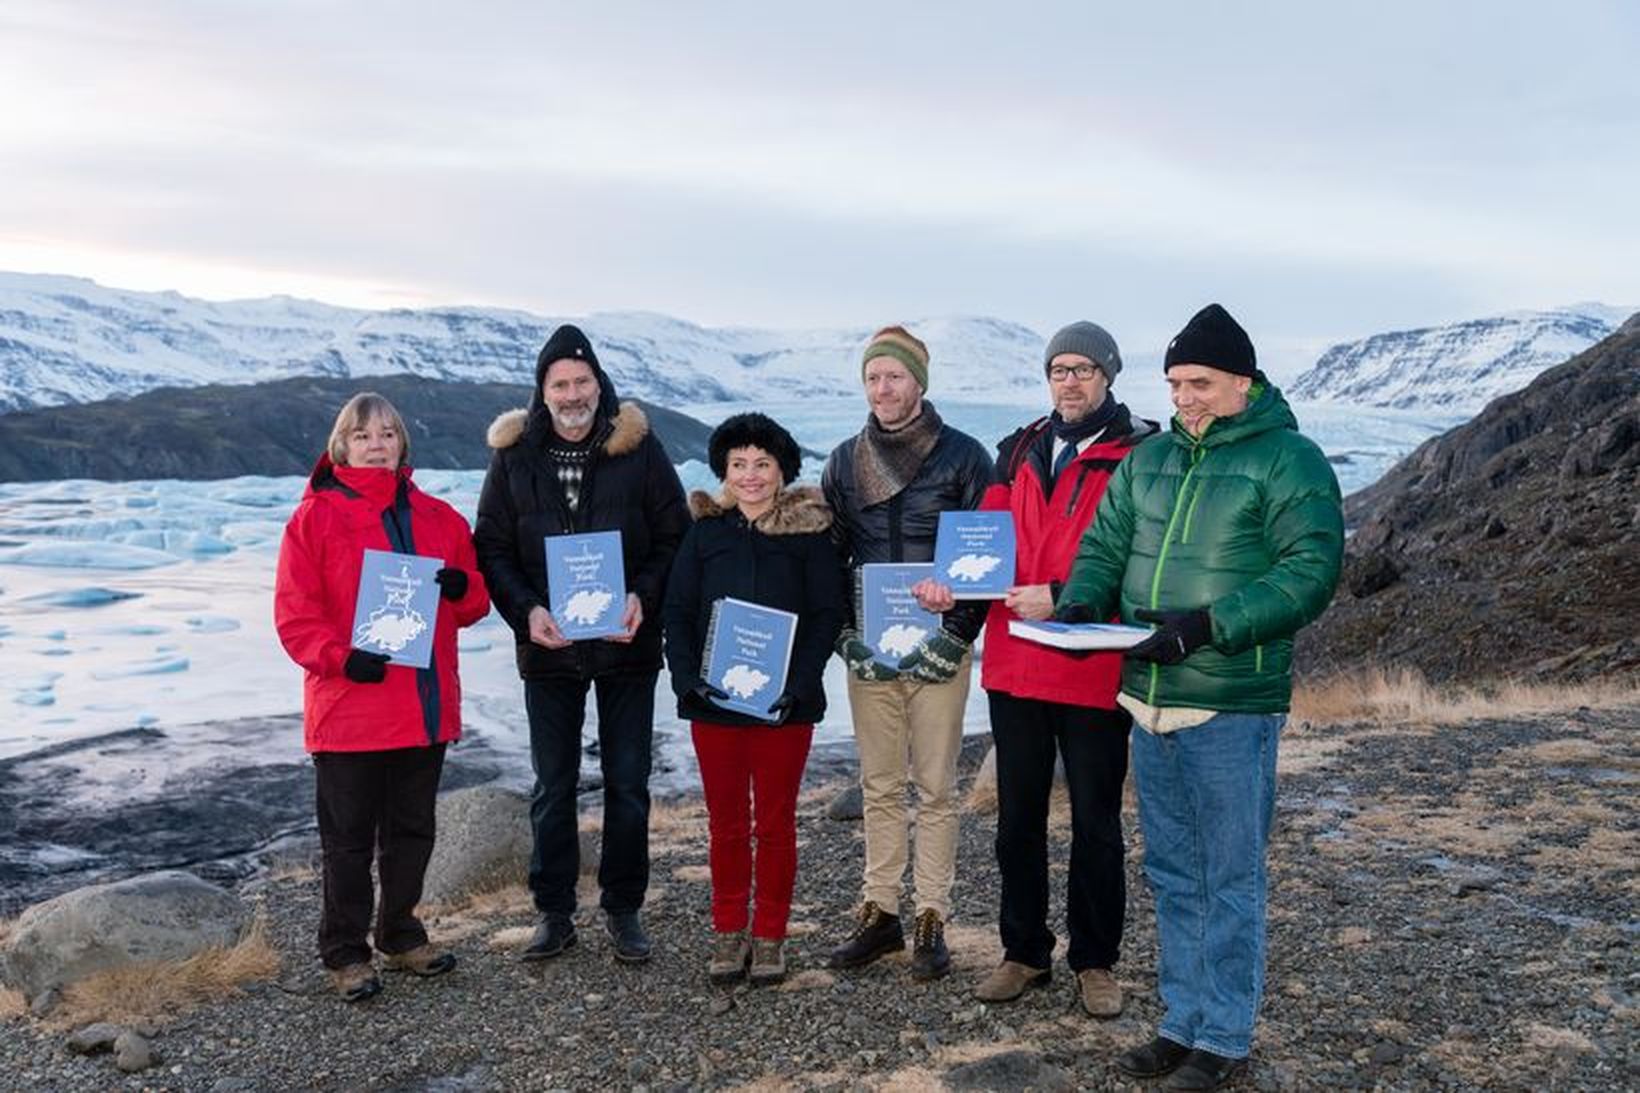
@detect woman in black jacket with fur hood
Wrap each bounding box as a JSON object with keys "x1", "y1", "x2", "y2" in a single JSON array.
[{"x1": 662, "y1": 413, "x2": 845, "y2": 987}]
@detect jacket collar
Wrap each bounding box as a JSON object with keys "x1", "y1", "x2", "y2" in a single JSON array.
[
  {"x1": 687, "y1": 484, "x2": 833, "y2": 535},
  {"x1": 486, "y1": 401, "x2": 651, "y2": 457},
  {"x1": 307, "y1": 453, "x2": 411, "y2": 506}
]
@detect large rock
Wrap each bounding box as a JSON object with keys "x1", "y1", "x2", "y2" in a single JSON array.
[
  {"x1": 0, "y1": 871, "x2": 245, "y2": 1002},
  {"x1": 420, "y1": 786, "x2": 535, "y2": 906}
]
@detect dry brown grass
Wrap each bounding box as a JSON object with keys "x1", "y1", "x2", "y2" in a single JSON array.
[
  {"x1": 1292, "y1": 667, "x2": 1640, "y2": 726},
  {"x1": 45, "y1": 912, "x2": 280, "y2": 1029},
  {"x1": 0, "y1": 986, "x2": 26, "y2": 1020}
]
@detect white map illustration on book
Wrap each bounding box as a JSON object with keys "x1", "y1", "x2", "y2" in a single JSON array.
[
  {"x1": 946, "y1": 553, "x2": 1002, "y2": 583},
  {"x1": 721, "y1": 663, "x2": 772, "y2": 700},
  {"x1": 562, "y1": 587, "x2": 615, "y2": 627},
  {"x1": 354, "y1": 564, "x2": 429, "y2": 653},
  {"x1": 876, "y1": 622, "x2": 927, "y2": 658}
]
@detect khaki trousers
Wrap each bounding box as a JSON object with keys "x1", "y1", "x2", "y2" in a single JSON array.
[{"x1": 846, "y1": 654, "x2": 971, "y2": 919}]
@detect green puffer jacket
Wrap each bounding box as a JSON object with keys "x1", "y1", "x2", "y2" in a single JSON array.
[{"x1": 1059, "y1": 381, "x2": 1343, "y2": 712}]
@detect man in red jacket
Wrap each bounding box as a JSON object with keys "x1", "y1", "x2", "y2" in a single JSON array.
[{"x1": 921, "y1": 321, "x2": 1153, "y2": 1015}]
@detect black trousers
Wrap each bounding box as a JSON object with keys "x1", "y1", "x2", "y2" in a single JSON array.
[
  {"x1": 313, "y1": 743, "x2": 446, "y2": 969},
  {"x1": 988, "y1": 690, "x2": 1131, "y2": 971},
  {"x1": 524, "y1": 672, "x2": 655, "y2": 916}
]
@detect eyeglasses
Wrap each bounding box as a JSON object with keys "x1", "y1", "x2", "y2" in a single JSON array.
[{"x1": 1047, "y1": 363, "x2": 1101, "y2": 382}]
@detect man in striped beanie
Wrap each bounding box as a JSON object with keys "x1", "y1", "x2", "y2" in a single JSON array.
[{"x1": 821, "y1": 323, "x2": 995, "y2": 980}]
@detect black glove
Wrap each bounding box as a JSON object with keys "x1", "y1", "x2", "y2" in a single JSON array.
[
  {"x1": 896, "y1": 627, "x2": 972, "y2": 684},
  {"x1": 687, "y1": 678, "x2": 730, "y2": 705},
  {"x1": 344, "y1": 649, "x2": 391, "y2": 683},
  {"x1": 1126, "y1": 608, "x2": 1213, "y2": 665},
  {"x1": 434, "y1": 567, "x2": 468, "y2": 601},
  {"x1": 766, "y1": 691, "x2": 797, "y2": 725}
]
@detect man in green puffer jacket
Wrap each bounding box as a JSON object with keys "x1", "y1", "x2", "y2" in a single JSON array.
[{"x1": 1057, "y1": 303, "x2": 1342, "y2": 1091}]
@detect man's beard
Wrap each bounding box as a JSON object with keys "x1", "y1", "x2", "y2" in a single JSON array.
[{"x1": 551, "y1": 404, "x2": 596, "y2": 431}]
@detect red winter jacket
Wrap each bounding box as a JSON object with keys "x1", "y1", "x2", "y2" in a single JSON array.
[
  {"x1": 275, "y1": 456, "x2": 490, "y2": 753},
  {"x1": 979, "y1": 411, "x2": 1152, "y2": 708}
]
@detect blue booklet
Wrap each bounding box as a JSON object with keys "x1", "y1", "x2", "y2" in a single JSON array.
[
  {"x1": 856, "y1": 563, "x2": 938, "y2": 666},
  {"x1": 701, "y1": 597, "x2": 798, "y2": 721},
  {"x1": 544, "y1": 530, "x2": 627, "y2": 640},
  {"x1": 932, "y1": 510, "x2": 1015, "y2": 599},
  {"x1": 351, "y1": 548, "x2": 443, "y2": 669}
]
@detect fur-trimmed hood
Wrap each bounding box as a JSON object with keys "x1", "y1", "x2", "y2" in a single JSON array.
[
  {"x1": 485, "y1": 401, "x2": 650, "y2": 457},
  {"x1": 687, "y1": 484, "x2": 833, "y2": 536}
]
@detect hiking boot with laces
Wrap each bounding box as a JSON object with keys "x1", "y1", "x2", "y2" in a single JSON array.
[
  {"x1": 708, "y1": 930, "x2": 750, "y2": 984},
  {"x1": 383, "y1": 944, "x2": 457, "y2": 978},
  {"x1": 827, "y1": 901, "x2": 905, "y2": 969},
  {"x1": 749, "y1": 938, "x2": 787, "y2": 985},
  {"x1": 909, "y1": 908, "x2": 951, "y2": 981},
  {"x1": 329, "y1": 962, "x2": 382, "y2": 1003}
]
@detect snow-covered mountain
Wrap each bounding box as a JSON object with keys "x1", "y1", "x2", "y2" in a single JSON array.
[
  {"x1": 1289, "y1": 305, "x2": 1633, "y2": 412},
  {"x1": 0, "y1": 272, "x2": 1046, "y2": 413}
]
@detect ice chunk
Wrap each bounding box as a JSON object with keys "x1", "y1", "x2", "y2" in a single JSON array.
[
  {"x1": 0, "y1": 541, "x2": 178, "y2": 569},
  {"x1": 185, "y1": 615, "x2": 241, "y2": 634},
  {"x1": 15, "y1": 692, "x2": 55, "y2": 707},
  {"x1": 92, "y1": 655, "x2": 190, "y2": 679},
  {"x1": 23, "y1": 588, "x2": 142, "y2": 608}
]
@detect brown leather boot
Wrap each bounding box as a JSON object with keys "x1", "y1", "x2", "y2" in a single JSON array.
[{"x1": 827, "y1": 901, "x2": 905, "y2": 969}]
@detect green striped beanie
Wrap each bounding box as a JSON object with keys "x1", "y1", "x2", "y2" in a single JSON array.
[{"x1": 861, "y1": 325, "x2": 929, "y2": 392}]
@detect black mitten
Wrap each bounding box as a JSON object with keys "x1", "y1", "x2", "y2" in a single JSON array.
[
  {"x1": 344, "y1": 649, "x2": 391, "y2": 683},
  {"x1": 434, "y1": 567, "x2": 469, "y2": 601}
]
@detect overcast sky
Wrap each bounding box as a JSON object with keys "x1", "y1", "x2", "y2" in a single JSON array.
[{"x1": 2, "y1": 1, "x2": 1635, "y2": 372}]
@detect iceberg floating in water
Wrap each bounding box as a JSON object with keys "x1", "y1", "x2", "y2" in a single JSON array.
[
  {"x1": 0, "y1": 541, "x2": 178, "y2": 569},
  {"x1": 15, "y1": 692, "x2": 55, "y2": 707},
  {"x1": 92, "y1": 655, "x2": 190, "y2": 680},
  {"x1": 185, "y1": 615, "x2": 241, "y2": 634},
  {"x1": 23, "y1": 587, "x2": 142, "y2": 608}
]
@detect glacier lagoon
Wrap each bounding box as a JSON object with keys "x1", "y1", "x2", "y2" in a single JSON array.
[{"x1": 0, "y1": 394, "x2": 1457, "y2": 907}]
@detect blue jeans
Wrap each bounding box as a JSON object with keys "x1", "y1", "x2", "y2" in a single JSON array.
[
  {"x1": 524, "y1": 673, "x2": 655, "y2": 916},
  {"x1": 1131, "y1": 711, "x2": 1283, "y2": 1059}
]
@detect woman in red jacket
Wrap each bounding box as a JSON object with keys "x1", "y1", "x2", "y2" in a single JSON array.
[{"x1": 275, "y1": 392, "x2": 490, "y2": 1002}]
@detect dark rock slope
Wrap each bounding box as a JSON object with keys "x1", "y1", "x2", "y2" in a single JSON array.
[
  {"x1": 0, "y1": 375, "x2": 718, "y2": 480},
  {"x1": 1300, "y1": 313, "x2": 1640, "y2": 683}
]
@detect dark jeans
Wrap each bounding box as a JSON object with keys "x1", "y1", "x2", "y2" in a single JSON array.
[
  {"x1": 988, "y1": 690, "x2": 1131, "y2": 971},
  {"x1": 524, "y1": 672, "x2": 656, "y2": 916},
  {"x1": 313, "y1": 743, "x2": 447, "y2": 970}
]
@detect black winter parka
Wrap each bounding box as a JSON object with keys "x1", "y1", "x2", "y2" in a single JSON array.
[
  {"x1": 820, "y1": 417, "x2": 996, "y2": 642},
  {"x1": 474, "y1": 402, "x2": 689, "y2": 680},
  {"x1": 662, "y1": 487, "x2": 846, "y2": 727}
]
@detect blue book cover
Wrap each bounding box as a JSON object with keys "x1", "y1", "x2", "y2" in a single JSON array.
[
  {"x1": 701, "y1": 597, "x2": 798, "y2": 721},
  {"x1": 351, "y1": 548, "x2": 443, "y2": 669},
  {"x1": 856, "y1": 563, "x2": 938, "y2": 666},
  {"x1": 932, "y1": 510, "x2": 1015, "y2": 599},
  {"x1": 544, "y1": 530, "x2": 627, "y2": 640}
]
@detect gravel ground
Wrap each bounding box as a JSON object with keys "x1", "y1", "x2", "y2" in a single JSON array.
[{"x1": 1, "y1": 706, "x2": 1635, "y2": 1091}]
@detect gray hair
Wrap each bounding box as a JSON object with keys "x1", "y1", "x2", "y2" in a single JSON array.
[{"x1": 327, "y1": 392, "x2": 410, "y2": 468}]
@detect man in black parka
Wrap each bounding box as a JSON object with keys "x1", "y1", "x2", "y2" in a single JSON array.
[{"x1": 474, "y1": 324, "x2": 688, "y2": 964}]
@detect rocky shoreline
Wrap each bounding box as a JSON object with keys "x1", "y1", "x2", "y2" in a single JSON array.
[{"x1": 2, "y1": 705, "x2": 1635, "y2": 1091}]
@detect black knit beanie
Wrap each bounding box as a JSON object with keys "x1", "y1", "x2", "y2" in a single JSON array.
[
  {"x1": 1163, "y1": 304, "x2": 1257, "y2": 378},
  {"x1": 531, "y1": 323, "x2": 620, "y2": 419},
  {"x1": 708, "y1": 412, "x2": 802, "y2": 485}
]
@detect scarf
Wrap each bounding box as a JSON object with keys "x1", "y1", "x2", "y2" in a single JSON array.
[{"x1": 853, "y1": 401, "x2": 945, "y2": 508}]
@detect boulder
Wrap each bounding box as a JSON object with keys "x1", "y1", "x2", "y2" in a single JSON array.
[
  {"x1": 114, "y1": 1030, "x2": 156, "y2": 1073},
  {"x1": 825, "y1": 783, "x2": 863, "y2": 822},
  {"x1": 1, "y1": 871, "x2": 245, "y2": 1003},
  {"x1": 420, "y1": 786, "x2": 535, "y2": 906}
]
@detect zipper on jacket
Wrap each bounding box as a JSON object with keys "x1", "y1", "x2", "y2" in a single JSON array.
[
  {"x1": 1146, "y1": 443, "x2": 1204, "y2": 705},
  {"x1": 1063, "y1": 463, "x2": 1095, "y2": 517},
  {"x1": 1255, "y1": 644, "x2": 1264, "y2": 673},
  {"x1": 1179, "y1": 480, "x2": 1205, "y2": 544}
]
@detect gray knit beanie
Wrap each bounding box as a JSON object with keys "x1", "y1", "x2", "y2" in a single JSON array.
[{"x1": 1043, "y1": 321, "x2": 1123, "y2": 384}]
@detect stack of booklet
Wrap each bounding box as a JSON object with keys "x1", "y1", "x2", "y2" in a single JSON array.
[{"x1": 1008, "y1": 619, "x2": 1150, "y2": 650}]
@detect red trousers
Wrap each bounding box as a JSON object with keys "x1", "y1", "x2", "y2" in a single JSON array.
[{"x1": 691, "y1": 721, "x2": 814, "y2": 939}]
